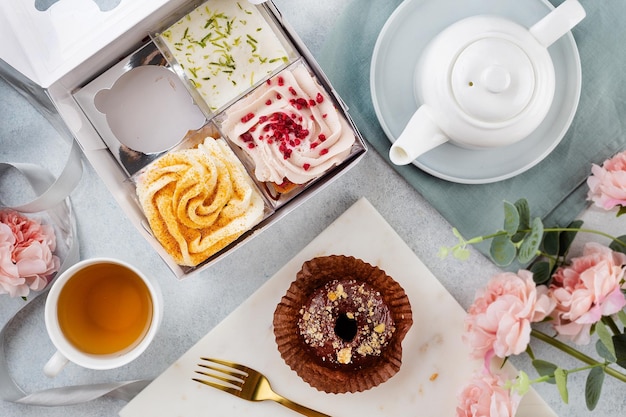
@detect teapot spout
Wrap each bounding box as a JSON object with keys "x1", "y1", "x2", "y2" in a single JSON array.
[
  {"x1": 389, "y1": 105, "x2": 448, "y2": 165},
  {"x1": 529, "y1": 0, "x2": 585, "y2": 48}
]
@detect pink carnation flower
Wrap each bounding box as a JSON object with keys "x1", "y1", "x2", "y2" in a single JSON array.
[
  {"x1": 0, "y1": 210, "x2": 60, "y2": 298},
  {"x1": 587, "y1": 150, "x2": 626, "y2": 210},
  {"x1": 549, "y1": 242, "x2": 626, "y2": 345},
  {"x1": 456, "y1": 372, "x2": 521, "y2": 417},
  {"x1": 464, "y1": 270, "x2": 555, "y2": 363}
]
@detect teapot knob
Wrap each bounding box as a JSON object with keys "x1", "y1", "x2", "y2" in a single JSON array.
[{"x1": 482, "y1": 65, "x2": 511, "y2": 94}]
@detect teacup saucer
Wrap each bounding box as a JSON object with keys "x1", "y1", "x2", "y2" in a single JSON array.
[{"x1": 370, "y1": 0, "x2": 582, "y2": 184}]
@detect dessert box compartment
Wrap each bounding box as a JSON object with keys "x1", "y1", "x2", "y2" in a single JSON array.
[
  {"x1": 72, "y1": 41, "x2": 208, "y2": 177},
  {"x1": 151, "y1": 0, "x2": 299, "y2": 117},
  {"x1": 44, "y1": 0, "x2": 367, "y2": 278}
]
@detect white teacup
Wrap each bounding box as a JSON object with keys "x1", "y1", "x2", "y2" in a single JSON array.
[{"x1": 43, "y1": 258, "x2": 162, "y2": 377}]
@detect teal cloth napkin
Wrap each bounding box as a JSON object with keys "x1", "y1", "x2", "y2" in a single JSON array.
[{"x1": 318, "y1": 0, "x2": 626, "y2": 258}]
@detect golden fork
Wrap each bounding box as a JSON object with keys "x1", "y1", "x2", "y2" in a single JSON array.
[{"x1": 193, "y1": 357, "x2": 331, "y2": 417}]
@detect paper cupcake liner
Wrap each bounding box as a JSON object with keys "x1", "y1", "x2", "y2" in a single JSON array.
[{"x1": 273, "y1": 255, "x2": 413, "y2": 394}]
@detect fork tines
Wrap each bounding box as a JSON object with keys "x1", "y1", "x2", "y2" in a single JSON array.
[{"x1": 193, "y1": 357, "x2": 248, "y2": 392}]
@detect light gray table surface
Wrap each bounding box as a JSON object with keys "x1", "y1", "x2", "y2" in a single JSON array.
[{"x1": 0, "y1": 1, "x2": 623, "y2": 416}]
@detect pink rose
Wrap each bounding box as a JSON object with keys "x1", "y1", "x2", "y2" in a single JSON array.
[
  {"x1": 464, "y1": 270, "x2": 555, "y2": 362},
  {"x1": 549, "y1": 242, "x2": 626, "y2": 344},
  {"x1": 587, "y1": 150, "x2": 626, "y2": 210},
  {"x1": 457, "y1": 372, "x2": 521, "y2": 417},
  {"x1": 0, "y1": 210, "x2": 60, "y2": 298}
]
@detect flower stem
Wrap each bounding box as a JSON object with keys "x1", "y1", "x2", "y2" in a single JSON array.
[
  {"x1": 531, "y1": 329, "x2": 626, "y2": 382},
  {"x1": 542, "y1": 227, "x2": 626, "y2": 247}
]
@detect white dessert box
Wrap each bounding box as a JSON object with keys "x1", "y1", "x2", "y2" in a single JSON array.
[{"x1": 0, "y1": 0, "x2": 367, "y2": 278}]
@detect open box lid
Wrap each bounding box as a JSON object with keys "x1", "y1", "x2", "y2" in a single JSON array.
[
  {"x1": 0, "y1": 0, "x2": 177, "y2": 88},
  {"x1": 0, "y1": 0, "x2": 270, "y2": 89}
]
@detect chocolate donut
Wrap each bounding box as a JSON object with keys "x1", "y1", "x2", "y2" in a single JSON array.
[
  {"x1": 298, "y1": 279, "x2": 395, "y2": 370},
  {"x1": 273, "y1": 255, "x2": 413, "y2": 393}
]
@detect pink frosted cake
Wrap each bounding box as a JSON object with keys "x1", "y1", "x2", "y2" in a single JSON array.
[{"x1": 219, "y1": 62, "x2": 356, "y2": 194}]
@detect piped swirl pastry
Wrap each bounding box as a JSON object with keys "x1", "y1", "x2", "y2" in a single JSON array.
[
  {"x1": 220, "y1": 63, "x2": 356, "y2": 191},
  {"x1": 273, "y1": 255, "x2": 413, "y2": 393},
  {"x1": 136, "y1": 137, "x2": 265, "y2": 266}
]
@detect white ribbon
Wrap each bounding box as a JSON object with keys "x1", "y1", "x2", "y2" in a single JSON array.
[{"x1": 0, "y1": 141, "x2": 150, "y2": 406}]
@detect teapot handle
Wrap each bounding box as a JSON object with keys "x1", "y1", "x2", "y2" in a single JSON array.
[
  {"x1": 389, "y1": 105, "x2": 448, "y2": 165},
  {"x1": 529, "y1": 0, "x2": 586, "y2": 48}
]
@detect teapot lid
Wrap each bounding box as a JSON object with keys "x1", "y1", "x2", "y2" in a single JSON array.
[{"x1": 451, "y1": 37, "x2": 535, "y2": 123}]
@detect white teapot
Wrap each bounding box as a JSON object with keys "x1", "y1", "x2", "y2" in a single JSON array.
[{"x1": 389, "y1": 0, "x2": 586, "y2": 166}]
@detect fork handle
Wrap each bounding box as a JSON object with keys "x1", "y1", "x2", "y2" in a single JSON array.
[{"x1": 274, "y1": 396, "x2": 332, "y2": 417}]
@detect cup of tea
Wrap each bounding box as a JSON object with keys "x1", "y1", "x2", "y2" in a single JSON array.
[{"x1": 43, "y1": 258, "x2": 162, "y2": 377}]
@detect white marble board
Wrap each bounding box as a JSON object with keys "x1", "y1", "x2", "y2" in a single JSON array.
[{"x1": 119, "y1": 198, "x2": 556, "y2": 417}]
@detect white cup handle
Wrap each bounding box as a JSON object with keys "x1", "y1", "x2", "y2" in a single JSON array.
[{"x1": 44, "y1": 350, "x2": 70, "y2": 378}]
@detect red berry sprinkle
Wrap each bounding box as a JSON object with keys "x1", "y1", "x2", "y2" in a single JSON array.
[
  {"x1": 289, "y1": 87, "x2": 297, "y2": 96},
  {"x1": 319, "y1": 148, "x2": 329, "y2": 156},
  {"x1": 303, "y1": 163, "x2": 311, "y2": 171},
  {"x1": 278, "y1": 76, "x2": 284, "y2": 86},
  {"x1": 241, "y1": 113, "x2": 255, "y2": 123},
  {"x1": 276, "y1": 93, "x2": 282, "y2": 100},
  {"x1": 316, "y1": 92, "x2": 324, "y2": 103},
  {"x1": 249, "y1": 111, "x2": 315, "y2": 160},
  {"x1": 265, "y1": 99, "x2": 272, "y2": 106},
  {"x1": 318, "y1": 134, "x2": 326, "y2": 141}
]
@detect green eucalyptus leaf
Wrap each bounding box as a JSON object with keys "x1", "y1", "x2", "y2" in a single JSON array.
[
  {"x1": 617, "y1": 310, "x2": 626, "y2": 327},
  {"x1": 518, "y1": 217, "x2": 544, "y2": 264},
  {"x1": 609, "y1": 235, "x2": 626, "y2": 255},
  {"x1": 613, "y1": 333, "x2": 626, "y2": 369},
  {"x1": 511, "y1": 199, "x2": 530, "y2": 243},
  {"x1": 515, "y1": 371, "x2": 531, "y2": 396},
  {"x1": 554, "y1": 368, "x2": 569, "y2": 404},
  {"x1": 543, "y1": 230, "x2": 560, "y2": 258},
  {"x1": 596, "y1": 339, "x2": 616, "y2": 362},
  {"x1": 617, "y1": 205, "x2": 626, "y2": 217},
  {"x1": 595, "y1": 321, "x2": 616, "y2": 358},
  {"x1": 530, "y1": 261, "x2": 552, "y2": 285},
  {"x1": 585, "y1": 367, "x2": 605, "y2": 411},
  {"x1": 453, "y1": 246, "x2": 471, "y2": 261},
  {"x1": 559, "y1": 220, "x2": 583, "y2": 257},
  {"x1": 503, "y1": 201, "x2": 520, "y2": 236},
  {"x1": 515, "y1": 198, "x2": 530, "y2": 227},
  {"x1": 490, "y1": 234, "x2": 516, "y2": 266},
  {"x1": 526, "y1": 344, "x2": 536, "y2": 360},
  {"x1": 532, "y1": 359, "x2": 557, "y2": 384}
]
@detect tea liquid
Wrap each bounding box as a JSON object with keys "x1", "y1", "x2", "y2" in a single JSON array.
[{"x1": 57, "y1": 263, "x2": 153, "y2": 355}]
